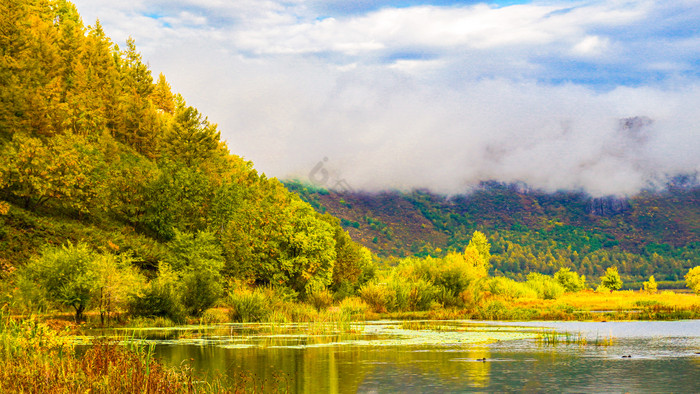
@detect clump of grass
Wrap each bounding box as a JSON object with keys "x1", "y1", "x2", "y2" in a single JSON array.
[
  {"x1": 1, "y1": 309, "x2": 282, "y2": 392},
  {"x1": 593, "y1": 332, "x2": 615, "y2": 346},
  {"x1": 229, "y1": 288, "x2": 272, "y2": 323},
  {"x1": 536, "y1": 330, "x2": 588, "y2": 346},
  {"x1": 199, "y1": 308, "x2": 230, "y2": 325},
  {"x1": 338, "y1": 296, "x2": 369, "y2": 320}
]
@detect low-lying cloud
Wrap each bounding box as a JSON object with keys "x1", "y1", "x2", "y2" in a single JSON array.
[{"x1": 71, "y1": 0, "x2": 700, "y2": 196}]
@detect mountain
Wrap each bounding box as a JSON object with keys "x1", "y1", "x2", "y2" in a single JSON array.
[{"x1": 285, "y1": 180, "x2": 699, "y2": 283}]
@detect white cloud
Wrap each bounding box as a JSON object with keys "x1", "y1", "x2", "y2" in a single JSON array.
[{"x1": 70, "y1": 0, "x2": 700, "y2": 196}]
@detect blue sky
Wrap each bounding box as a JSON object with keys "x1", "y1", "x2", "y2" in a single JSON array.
[{"x1": 71, "y1": 0, "x2": 700, "y2": 195}]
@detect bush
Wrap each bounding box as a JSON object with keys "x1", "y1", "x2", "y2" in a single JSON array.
[
  {"x1": 389, "y1": 276, "x2": 437, "y2": 312},
  {"x1": 359, "y1": 282, "x2": 395, "y2": 313},
  {"x1": 127, "y1": 265, "x2": 185, "y2": 323},
  {"x1": 199, "y1": 308, "x2": 229, "y2": 324},
  {"x1": 554, "y1": 268, "x2": 586, "y2": 292},
  {"x1": 487, "y1": 277, "x2": 538, "y2": 300},
  {"x1": 228, "y1": 288, "x2": 272, "y2": 322},
  {"x1": 526, "y1": 273, "x2": 565, "y2": 300},
  {"x1": 306, "y1": 289, "x2": 334, "y2": 311}
]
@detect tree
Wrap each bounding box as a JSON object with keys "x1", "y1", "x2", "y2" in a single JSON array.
[
  {"x1": 166, "y1": 230, "x2": 225, "y2": 316},
  {"x1": 600, "y1": 266, "x2": 622, "y2": 292},
  {"x1": 93, "y1": 252, "x2": 144, "y2": 325},
  {"x1": 321, "y1": 214, "x2": 375, "y2": 295},
  {"x1": 643, "y1": 275, "x2": 658, "y2": 294},
  {"x1": 163, "y1": 100, "x2": 221, "y2": 167},
  {"x1": 467, "y1": 231, "x2": 491, "y2": 272},
  {"x1": 0, "y1": 133, "x2": 100, "y2": 212},
  {"x1": 151, "y1": 73, "x2": 175, "y2": 113},
  {"x1": 554, "y1": 267, "x2": 586, "y2": 292},
  {"x1": 20, "y1": 243, "x2": 97, "y2": 322},
  {"x1": 19, "y1": 242, "x2": 143, "y2": 323},
  {"x1": 685, "y1": 267, "x2": 700, "y2": 295}
]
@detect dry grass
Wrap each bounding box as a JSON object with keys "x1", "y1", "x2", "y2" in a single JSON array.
[{"x1": 511, "y1": 290, "x2": 698, "y2": 311}]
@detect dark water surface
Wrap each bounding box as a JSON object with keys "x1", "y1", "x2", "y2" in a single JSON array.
[{"x1": 106, "y1": 320, "x2": 700, "y2": 393}]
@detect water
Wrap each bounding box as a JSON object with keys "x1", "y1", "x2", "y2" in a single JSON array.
[{"x1": 99, "y1": 320, "x2": 700, "y2": 393}]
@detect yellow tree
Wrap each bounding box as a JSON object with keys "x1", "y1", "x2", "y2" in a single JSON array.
[
  {"x1": 0, "y1": 133, "x2": 99, "y2": 212},
  {"x1": 685, "y1": 267, "x2": 700, "y2": 294}
]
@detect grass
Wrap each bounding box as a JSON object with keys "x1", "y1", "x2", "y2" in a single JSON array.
[
  {"x1": 536, "y1": 329, "x2": 614, "y2": 347},
  {"x1": 0, "y1": 308, "x2": 289, "y2": 393},
  {"x1": 506, "y1": 290, "x2": 700, "y2": 321}
]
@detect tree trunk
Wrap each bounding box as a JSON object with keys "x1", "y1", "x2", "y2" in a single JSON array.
[{"x1": 74, "y1": 304, "x2": 85, "y2": 323}]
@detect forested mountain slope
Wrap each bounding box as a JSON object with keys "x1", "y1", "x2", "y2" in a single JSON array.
[
  {"x1": 0, "y1": 0, "x2": 372, "y2": 306},
  {"x1": 285, "y1": 180, "x2": 699, "y2": 283}
]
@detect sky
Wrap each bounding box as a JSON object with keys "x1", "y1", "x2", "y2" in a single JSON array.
[{"x1": 70, "y1": 0, "x2": 700, "y2": 196}]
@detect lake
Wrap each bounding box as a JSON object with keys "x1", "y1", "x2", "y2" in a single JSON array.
[{"x1": 97, "y1": 320, "x2": 700, "y2": 393}]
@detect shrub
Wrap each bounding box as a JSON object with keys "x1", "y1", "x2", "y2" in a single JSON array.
[
  {"x1": 228, "y1": 288, "x2": 272, "y2": 322},
  {"x1": 127, "y1": 265, "x2": 185, "y2": 323},
  {"x1": 199, "y1": 308, "x2": 229, "y2": 324},
  {"x1": 359, "y1": 282, "x2": 395, "y2": 313},
  {"x1": 526, "y1": 273, "x2": 565, "y2": 300},
  {"x1": 389, "y1": 276, "x2": 438, "y2": 312},
  {"x1": 306, "y1": 289, "x2": 334, "y2": 311},
  {"x1": 554, "y1": 268, "x2": 586, "y2": 292},
  {"x1": 277, "y1": 301, "x2": 318, "y2": 322},
  {"x1": 487, "y1": 276, "x2": 538, "y2": 300}
]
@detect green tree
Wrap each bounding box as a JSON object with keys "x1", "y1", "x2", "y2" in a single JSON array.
[
  {"x1": 554, "y1": 267, "x2": 586, "y2": 292},
  {"x1": 167, "y1": 230, "x2": 225, "y2": 316},
  {"x1": 20, "y1": 243, "x2": 97, "y2": 322},
  {"x1": 163, "y1": 99, "x2": 221, "y2": 167},
  {"x1": 685, "y1": 267, "x2": 700, "y2": 295},
  {"x1": 600, "y1": 266, "x2": 622, "y2": 292},
  {"x1": 93, "y1": 252, "x2": 144, "y2": 325}
]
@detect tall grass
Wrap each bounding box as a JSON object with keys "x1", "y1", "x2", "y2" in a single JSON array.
[{"x1": 1, "y1": 308, "x2": 276, "y2": 393}]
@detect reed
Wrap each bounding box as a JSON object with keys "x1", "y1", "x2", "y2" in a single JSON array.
[{"x1": 536, "y1": 330, "x2": 588, "y2": 346}]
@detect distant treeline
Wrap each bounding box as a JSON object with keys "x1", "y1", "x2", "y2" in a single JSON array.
[{"x1": 285, "y1": 181, "x2": 699, "y2": 283}]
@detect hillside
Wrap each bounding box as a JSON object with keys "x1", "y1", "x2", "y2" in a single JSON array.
[
  {"x1": 0, "y1": 0, "x2": 373, "y2": 315},
  {"x1": 285, "y1": 180, "x2": 699, "y2": 282}
]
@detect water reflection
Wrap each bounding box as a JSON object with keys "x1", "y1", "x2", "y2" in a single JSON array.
[{"x1": 83, "y1": 320, "x2": 700, "y2": 392}]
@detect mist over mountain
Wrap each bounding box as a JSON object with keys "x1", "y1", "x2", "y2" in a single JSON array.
[
  {"x1": 70, "y1": 1, "x2": 700, "y2": 198},
  {"x1": 259, "y1": 71, "x2": 700, "y2": 198}
]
